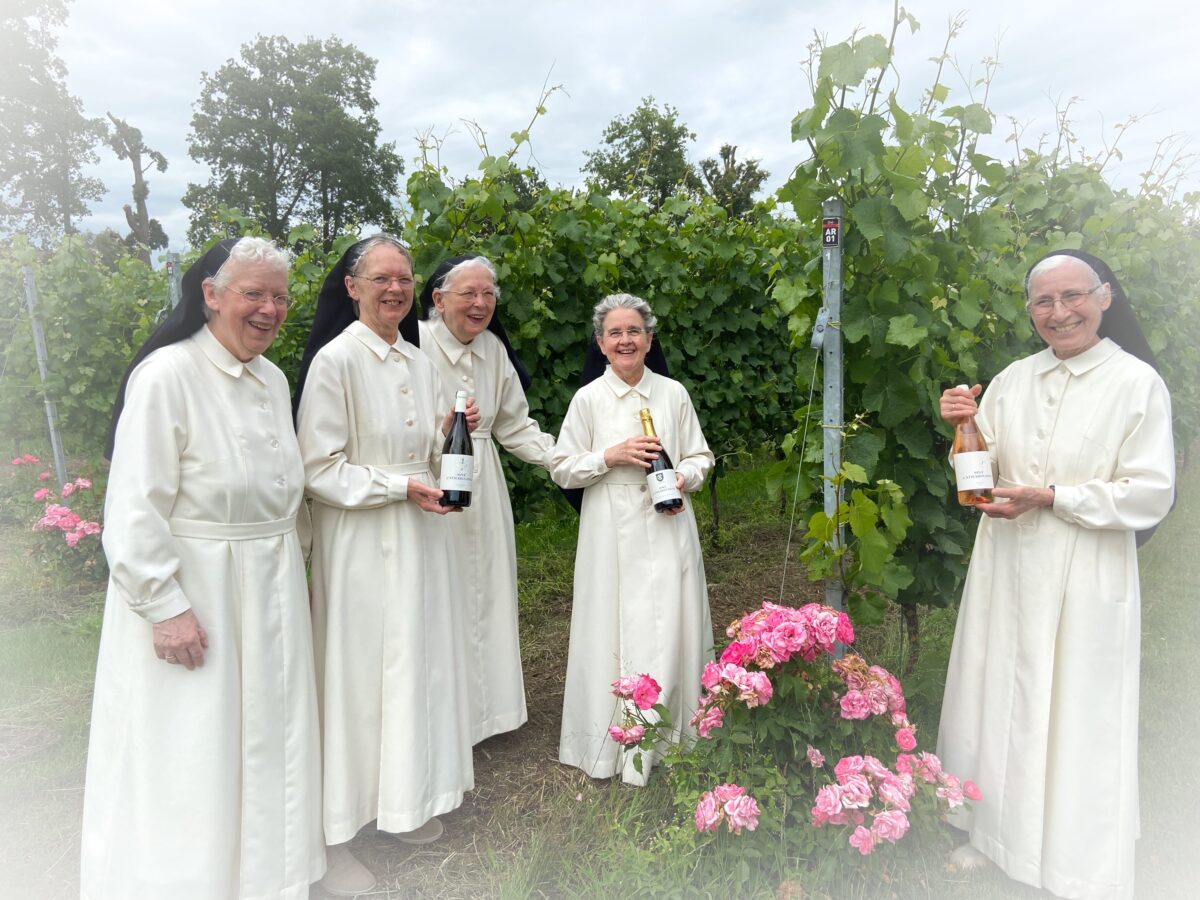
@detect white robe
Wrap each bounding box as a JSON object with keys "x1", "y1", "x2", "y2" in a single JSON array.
[
  {"x1": 417, "y1": 318, "x2": 555, "y2": 743},
  {"x1": 297, "y1": 320, "x2": 473, "y2": 844},
  {"x1": 551, "y1": 367, "x2": 714, "y2": 784},
  {"x1": 81, "y1": 326, "x2": 324, "y2": 900},
  {"x1": 938, "y1": 339, "x2": 1175, "y2": 900}
]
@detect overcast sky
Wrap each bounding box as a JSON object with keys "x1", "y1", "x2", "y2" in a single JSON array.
[{"x1": 55, "y1": 0, "x2": 1200, "y2": 250}]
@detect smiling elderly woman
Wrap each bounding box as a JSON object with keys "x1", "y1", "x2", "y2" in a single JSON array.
[
  {"x1": 551, "y1": 293, "x2": 714, "y2": 784},
  {"x1": 293, "y1": 235, "x2": 478, "y2": 896},
  {"x1": 936, "y1": 251, "x2": 1175, "y2": 899},
  {"x1": 416, "y1": 255, "x2": 556, "y2": 745},
  {"x1": 82, "y1": 237, "x2": 324, "y2": 899}
]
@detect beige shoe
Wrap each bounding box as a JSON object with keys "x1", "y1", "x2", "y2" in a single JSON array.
[
  {"x1": 948, "y1": 842, "x2": 991, "y2": 872},
  {"x1": 320, "y1": 843, "x2": 376, "y2": 896},
  {"x1": 394, "y1": 816, "x2": 444, "y2": 845}
]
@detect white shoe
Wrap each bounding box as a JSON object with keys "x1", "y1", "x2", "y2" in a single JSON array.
[
  {"x1": 949, "y1": 842, "x2": 991, "y2": 872},
  {"x1": 320, "y1": 843, "x2": 376, "y2": 896},
  {"x1": 394, "y1": 816, "x2": 444, "y2": 845}
]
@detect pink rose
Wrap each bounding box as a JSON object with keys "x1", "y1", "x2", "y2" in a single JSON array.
[
  {"x1": 806, "y1": 744, "x2": 825, "y2": 768},
  {"x1": 835, "y1": 611, "x2": 855, "y2": 645},
  {"x1": 838, "y1": 774, "x2": 872, "y2": 808},
  {"x1": 862, "y1": 756, "x2": 891, "y2": 781},
  {"x1": 700, "y1": 662, "x2": 723, "y2": 692},
  {"x1": 611, "y1": 675, "x2": 639, "y2": 699},
  {"x1": 695, "y1": 792, "x2": 722, "y2": 832},
  {"x1": 834, "y1": 755, "x2": 865, "y2": 782},
  {"x1": 712, "y1": 783, "x2": 745, "y2": 804},
  {"x1": 60, "y1": 482, "x2": 76, "y2": 498},
  {"x1": 812, "y1": 784, "x2": 843, "y2": 823},
  {"x1": 963, "y1": 780, "x2": 983, "y2": 802},
  {"x1": 64, "y1": 531, "x2": 82, "y2": 548},
  {"x1": 848, "y1": 825, "x2": 877, "y2": 856},
  {"x1": 74, "y1": 477, "x2": 92, "y2": 490},
  {"x1": 895, "y1": 727, "x2": 917, "y2": 752},
  {"x1": 723, "y1": 795, "x2": 760, "y2": 833},
  {"x1": 632, "y1": 674, "x2": 662, "y2": 710},
  {"x1": 839, "y1": 690, "x2": 872, "y2": 720},
  {"x1": 876, "y1": 776, "x2": 911, "y2": 811},
  {"x1": 38, "y1": 471, "x2": 51, "y2": 482},
  {"x1": 607, "y1": 724, "x2": 645, "y2": 745},
  {"x1": 937, "y1": 773, "x2": 965, "y2": 808},
  {"x1": 32, "y1": 488, "x2": 50, "y2": 501},
  {"x1": 720, "y1": 638, "x2": 756, "y2": 666},
  {"x1": 694, "y1": 704, "x2": 724, "y2": 739},
  {"x1": 871, "y1": 809, "x2": 910, "y2": 843},
  {"x1": 78, "y1": 521, "x2": 101, "y2": 536}
]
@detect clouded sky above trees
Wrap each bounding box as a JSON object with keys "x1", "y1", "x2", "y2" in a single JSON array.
[{"x1": 51, "y1": 0, "x2": 1200, "y2": 248}]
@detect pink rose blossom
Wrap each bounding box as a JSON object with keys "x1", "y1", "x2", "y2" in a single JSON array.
[
  {"x1": 78, "y1": 521, "x2": 101, "y2": 536},
  {"x1": 839, "y1": 690, "x2": 872, "y2": 720},
  {"x1": 74, "y1": 477, "x2": 92, "y2": 490},
  {"x1": 611, "y1": 675, "x2": 640, "y2": 698},
  {"x1": 631, "y1": 674, "x2": 662, "y2": 710},
  {"x1": 711, "y1": 783, "x2": 745, "y2": 804},
  {"x1": 60, "y1": 482, "x2": 76, "y2": 498},
  {"x1": 812, "y1": 784, "x2": 843, "y2": 823},
  {"x1": 693, "y1": 704, "x2": 724, "y2": 739},
  {"x1": 607, "y1": 724, "x2": 645, "y2": 745},
  {"x1": 834, "y1": 755, "x2": 865, "y2": 782},
  {"x1": 695, "y1": 793, "x2": 722, "y2": 832},
  {"x1": 876, "y1": 776, "x2": 912, "y2": 811},
  {"x1": 835, "y1": 611, "x2": 855, "y2": 645},
  {"x1": 838, "y1": 774, "x2": 872, "y2": 808},
  {"x1": 963, "y1": 780, "x2": 983, "y2": 802},
  {"x1": 38, "y1": 471, "x2": 51, "y2": 482},
  {"x1": 894, "y1": 753, "x2": 917, "y2": 776},
  {"x1": 720, "y1": 638, "x2": 756, "y2": 666},
  {"x1": 937, "y1": 773, "x2": 965, "y2": 808},
  {"x1": 723, "y1": 794, "x2": 760, "y2": 832},
  {"x1": 700, "y1": 662, "x2": 723, "y2": 692},
  {"x1": 872, "y1": 809, "x2": 910, "y2": 843},
  {"x1": 848, "y1": 825, "x2": 877, "y2": 855},
  {"x1": 806, "y1": 744, "x2": 825, "y2": 768},
  {"x1": 895, "y1": 727, "x2": 917, "y2": 752},
  {"x1": 32, "y1": 488, "x2": 51, "y2": 501},
  {"x1": 64, "y1": 531, "x2": 82, "y2": 548},
  {"x1": 862, "y1": 756, "x2": 891, "y2": 781}
]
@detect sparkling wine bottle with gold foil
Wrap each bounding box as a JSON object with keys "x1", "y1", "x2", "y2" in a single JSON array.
[
  {"x1": 951, "y1": 384, "x2": 994, "y2": 506},
  {"x1": 638, "y1": 408, "x2": 683, "y2": 513}
]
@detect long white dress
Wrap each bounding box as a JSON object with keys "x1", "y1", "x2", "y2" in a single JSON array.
[
  {"x1": 417, "y1": 317, "x2": 555, "y2": 743},
  {"x1": 937, "y1": 339, "x2": 1175, "y2": 900},
  {"x1": 551, "y1": 366, "x2": 715, "y2": 784},
  {"x1": 297, "y1": 320, "x2": 474, "y2": 845},
  {"x1": 81, "y1": 326, "x2": 324, "y2": 900}
]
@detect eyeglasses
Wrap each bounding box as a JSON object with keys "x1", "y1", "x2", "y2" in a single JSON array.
[
  {"x1": 1027, "y1": 285, "x2": 1102, "y2": 315},
  {"x1": 442, "y1": 289, "x2": 497, "y2": 302},
  {"x1": 354, "y1": 274, "x2": 415, "y2": 290},
  {"x1": 604, "y1": 327, "x2": 646, "y2": 340},
  {"x1": 226, "y1": 286, "x2": 290, "y2": 309}
]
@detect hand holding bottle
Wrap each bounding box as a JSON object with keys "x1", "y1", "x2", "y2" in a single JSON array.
[
  {"x1": 940, "y1": 383, "x2": 981, "y2": 425},
  {"x1": 604, "y1": 435, "x2": 660, "y2": 469},
  {"x1": 441, "y1": 395, "x2": 480, "y2": 436},
  {"x1": 408, "y1": 479, "x2": 457, "y2": 515}
]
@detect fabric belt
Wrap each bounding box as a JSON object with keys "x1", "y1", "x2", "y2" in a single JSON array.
[
  {"x1": 169, "y1": 514, "x2": 297, "y2": 541},
  {"x1": 376, "y1": 462, "x2": 433, "y2": 477},
  {"x1": 598, "y1": 468, "x2": 648, "y2": 486},
  {"x1": 471, "y1": 428, "x2": 492, "y2": 440}
]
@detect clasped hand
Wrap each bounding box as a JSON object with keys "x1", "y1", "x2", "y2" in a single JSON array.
[{"x1": 974, "y1": 485, "x2": 1054, "y2": 519}]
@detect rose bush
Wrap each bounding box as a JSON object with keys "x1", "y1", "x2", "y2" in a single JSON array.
[{"x1": 608, "y1": 601, "x2": 978, "y2": 861}]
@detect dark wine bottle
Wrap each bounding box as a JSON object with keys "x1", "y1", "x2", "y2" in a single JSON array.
[
  {"x1": 950, "y1": 384, "x2": 994, "y2": 506},
  {"x1": 639, "y1": 407, "x2": 683, "y2": 513},
  {"x1": 439, "y1": 389, "x2": 473, "y2": 508}
]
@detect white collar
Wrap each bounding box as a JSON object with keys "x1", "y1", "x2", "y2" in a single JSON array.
[
  {"x1": 601, "y1": 365, "x2": 654, "y2": 399},
  {"x1": 347, "y1": 320, "x2": 415, "y2": 362},
  {"x1": 196, "y1": 323, "x2": 267, "y2": 382},
  {"x1": 1033, "y1": 337, "x2": 1121, "y2": 377},
  {"x1": 427, "y1": 316, "x2": 488, "y2": 365}
]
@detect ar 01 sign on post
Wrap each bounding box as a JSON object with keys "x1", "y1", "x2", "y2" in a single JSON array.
[{"x1": 822, "y1": 217, "x2": 840, "y2": 247}]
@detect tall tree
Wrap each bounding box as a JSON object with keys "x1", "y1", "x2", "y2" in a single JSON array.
[
  {"x1": 0, "y1": 0, "x2": 105, "y2": 242},
  {"x1": 582, "y1": 96, "x2": 697, "y2": 211},
  {"x1": 697, "y1": 144, "x2": 769, "y2": 218},
  {"x1": 184, "y1": 35, "x2": 403, "y2": 246},
  {"x1": 105, "y1": 113, "x2": 168, "y2": 262}
]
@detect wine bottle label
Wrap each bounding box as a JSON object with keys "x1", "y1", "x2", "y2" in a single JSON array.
[
  {"x1": 647, "y1": 468, "x2": 682, "y2": 504},
  {"x1": 440, "y1": 454, "x2": 473, "y2": 492},
  {"x1": 953, "y1": 451, "x2": 994, "y2": 491}
]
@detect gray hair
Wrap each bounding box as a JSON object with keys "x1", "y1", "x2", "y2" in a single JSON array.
[
  {"x1": 592, "y1": 293, "x2": 658, "y2": 337},
  {"x1": 208, "y1": 236, "x2": 289, "y2": 291},
  {"x1": 347, "y1": 233, "x2": 413, "y2": 277},
  {"x1": 429, "y1": 256, "x2": 501, "y2": 319},
  {"x1": 1025, "y1": 254, "x2": 1102, "y2": 297}
]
